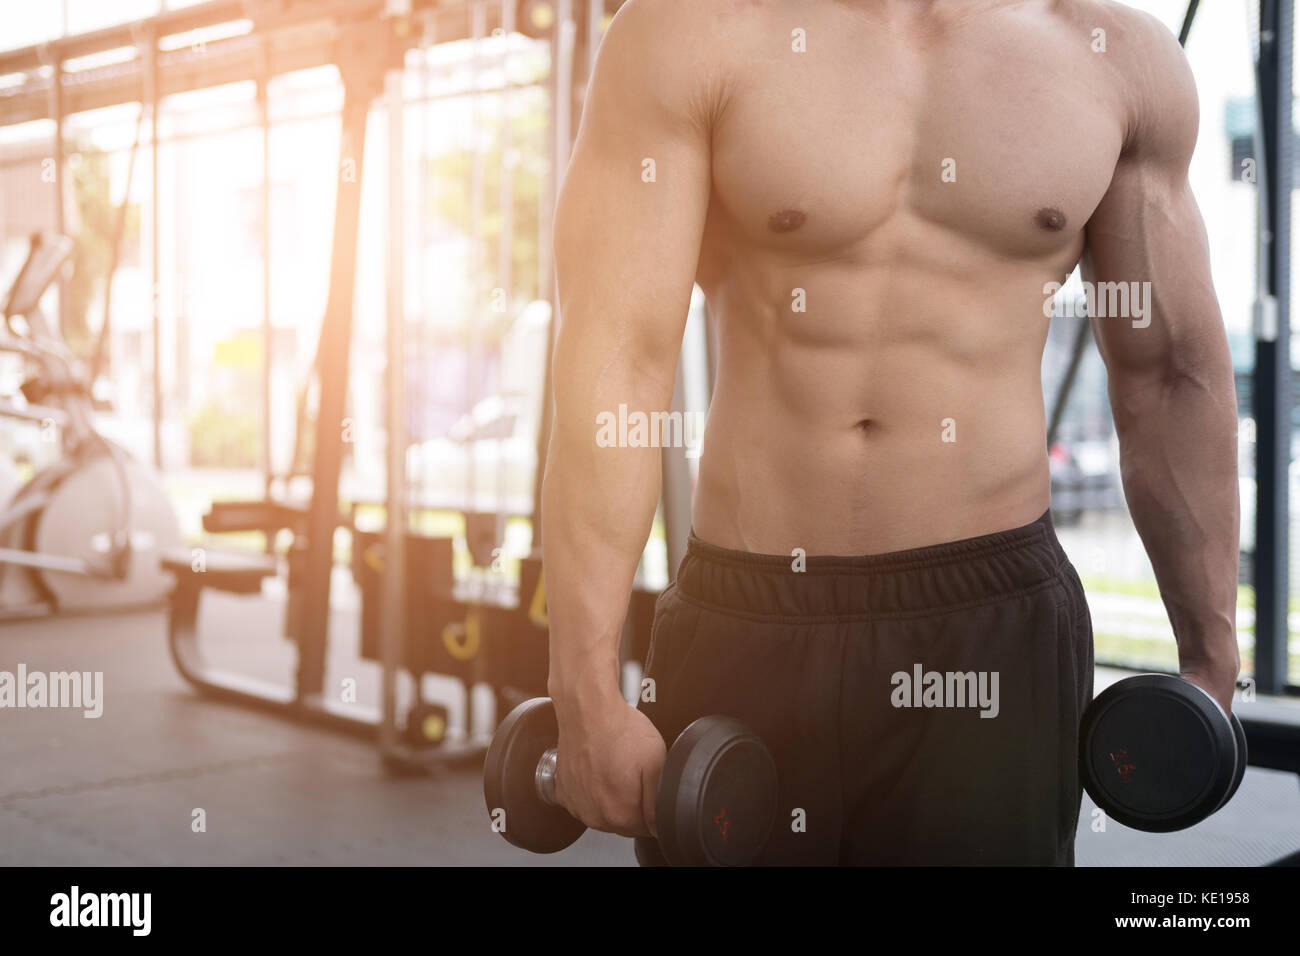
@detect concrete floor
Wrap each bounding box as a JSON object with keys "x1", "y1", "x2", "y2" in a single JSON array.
[{"x1": 1, "y1": 588, "x2": 1297, "y2": 866}]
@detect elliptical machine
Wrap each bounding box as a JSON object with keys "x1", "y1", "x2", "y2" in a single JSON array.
[{"x1": 0, "y1": 231, "x2": 181, "y2": 617}]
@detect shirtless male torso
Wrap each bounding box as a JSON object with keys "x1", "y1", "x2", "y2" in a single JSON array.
[{"x1": 542, "y1": 0, "x2": 1240, "y2": 865}]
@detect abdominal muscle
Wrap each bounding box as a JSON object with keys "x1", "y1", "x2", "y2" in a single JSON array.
[{"x1": 690, "y1": 261, "x2": 1056, "y2": 557}]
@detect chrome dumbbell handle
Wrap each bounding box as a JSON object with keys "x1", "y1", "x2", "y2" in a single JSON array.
[{"x1": 535, "y1": 747, "x2": 559, "y2": 807}]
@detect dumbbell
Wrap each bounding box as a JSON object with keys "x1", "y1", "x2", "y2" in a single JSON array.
[
  {"x1": 483, "y1": 697, "x2": 778, "y2": 866},
  {"x1": 1079, "y1": 674, "x2": 1247, "y2": 832},
  {"x1": 404, "y1": 702, "x2": 449, "y2": 749}
]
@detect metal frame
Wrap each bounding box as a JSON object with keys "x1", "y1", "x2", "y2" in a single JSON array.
[
  {"x1": 161, "y1": 20, "x2": 404, "y2": 745},
  {"x1": 1252, "y1": 0, "x2": 1293, "y2": 695},
  {"x1": 258, "y1": 37, "x2": 274, "y2": 504},
  {"x1": 146, "y1": 26, "x2": 162, "y2": 469},
  {"x1": 140, "y1": 6, "x2": 537, "y2": 763},
  {"x1": 0, "y1": 1, "x2": 556, "y2": 124},
  {"x1": 380, "y1": 4, "x2": 407, "y2": 762},
  {"x1": 114, "y1": 1, "x2": 601, "y2": 767},
  {"x1": 528, "y1": 0, "x2": 573, "y2": 544}
]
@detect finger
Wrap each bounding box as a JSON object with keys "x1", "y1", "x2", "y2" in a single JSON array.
[
  {"x1": 1181, "y1": 671, "x2": 1233, "y2": 714},
  {"x1": 641, "y1": 760, "x2": 659, "y2": 838},
  {"x1": 606, "y1": 811, "x2": 652, "y2": 839},
  {"x1": 552, "y1": 764, "x2": 572, "y2": 814}
]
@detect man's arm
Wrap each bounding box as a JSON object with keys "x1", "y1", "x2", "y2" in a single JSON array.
[
  {"x1": 543, "y1": 0, "x2": 717, "y2": 834},
  {"x1": 1080, "y1": 14, "x2": 1240, "y2": 712}
]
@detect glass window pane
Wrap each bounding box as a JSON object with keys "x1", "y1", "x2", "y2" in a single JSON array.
[
  {"x1": 0, "y1": 7, "x2": 63, "y2": 53},
  {"x1": 65, "y1": 0, "x2": 162, "y2": 36}
]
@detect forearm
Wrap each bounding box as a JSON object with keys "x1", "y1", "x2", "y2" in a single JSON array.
[
  {"x1": 542, "y1": 373, "x2": 668, "y2": 711},
  {"x1": 1111, "y1": 359, "x2": 1240, "y2": 677},
  {"x1": 539, "y1": 0, "x2": 710, "y2": 718}
]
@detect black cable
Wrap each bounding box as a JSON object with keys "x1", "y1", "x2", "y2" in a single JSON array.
[{"x1": 1179, "y1": 0, "x2": 1201, "y2": 47}]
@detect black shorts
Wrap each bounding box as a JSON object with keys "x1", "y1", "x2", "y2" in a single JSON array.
[{"x1": 635, "y1": 509, "x2": 1093, "y2": 866}]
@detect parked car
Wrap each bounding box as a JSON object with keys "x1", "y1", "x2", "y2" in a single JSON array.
[{"x1": 1049, "y1": 436, "x2": 1123, "y2": 526}]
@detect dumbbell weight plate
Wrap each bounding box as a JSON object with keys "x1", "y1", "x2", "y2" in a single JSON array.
[
  {"x1": 405, "y1": 702, "x2": 449, "y2": 748},
  {"x1": 656, "y1": 716, "x2": 777, "y2": 867},
  {"x1": 483, "y1": 698, "x2": 586, "y2": 854},
  {"x1": 1218, "y1": 712, "x2": 1248, "y2": 811},
  {"x1": 1080, "y1": 675, "x2": 1237, "y2": 833}
]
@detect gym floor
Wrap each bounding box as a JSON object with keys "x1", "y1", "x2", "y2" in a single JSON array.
[{"x1": 2, "y1": 586, "x2": 1297, "y2": 867}]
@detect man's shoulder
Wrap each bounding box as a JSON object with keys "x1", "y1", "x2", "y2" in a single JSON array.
[
  {"x1": 598, "y1": 0, "x2": 744, "y2": 126},
  {"x1": 1056, "y1": 0, "x2": 1176, "y2": 34},
  {"x1": 607, "y1": 0, "x2": 735, "y2": 37},
  {"x1": 1056, "y1": 0, "x2": 1196, "y2": 157},
  {"x1": 1056, "y1": 0, "x2": 1189, "y2": 76},
  {"x1": 606, "y1": 0, "x2": 777, "y2": 58}
]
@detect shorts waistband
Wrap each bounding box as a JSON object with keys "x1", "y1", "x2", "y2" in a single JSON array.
[{"x1": 676, "y1": 509, "x2": 1069, "y2": 620}]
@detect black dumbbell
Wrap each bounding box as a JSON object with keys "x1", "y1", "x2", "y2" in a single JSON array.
[
  {"x1": 1079, "y1": 674, "x2": 1247, "y2": 832},
  {"x1": 483, "y1": 697, "x2": 778, "y2": 865}
]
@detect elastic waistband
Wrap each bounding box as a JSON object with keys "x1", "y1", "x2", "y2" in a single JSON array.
[{"x1": 676, "y1": 510, "x2": 1068, "y2": 620}]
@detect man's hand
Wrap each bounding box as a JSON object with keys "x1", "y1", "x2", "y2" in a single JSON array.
[
  {"x1": 553, "y1": 697, "x2": 666, "y2": 838},
  {"x1": 1181, "y1": 657, "x2": 1240, "y2": 716}
]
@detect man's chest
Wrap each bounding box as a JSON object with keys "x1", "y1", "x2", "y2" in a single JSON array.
[{"x1": 706, "y1": 10, "x2": 1126, "y2": 261}]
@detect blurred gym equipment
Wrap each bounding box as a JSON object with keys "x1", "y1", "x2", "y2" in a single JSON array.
[
  {"x1": 152, "y1": 0, "x2": 651, "y2": 774},
  {"x1": 162, "y1": 17, "x2": 441, "y2": 750},
  {"x1": 0, "y1": 231, "x2": 182, "y2": 617}
]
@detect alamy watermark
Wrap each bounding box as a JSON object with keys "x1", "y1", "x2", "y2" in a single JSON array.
[
  {"x1": 50, "y1": 886, "x2": 150, "y2": 936},
  {"x1": 891, "y1": 663, "x2": 1000, "y2": 718},
  {"x1": 0, "y1": 664, "x2": 103, "y2": 718},
  {"x1": 1044, "y1": 280, "x2": 1152, "y2": 328},
  {"x1": 595, "y1": 403, "x2": 706, "y2": 459}
]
